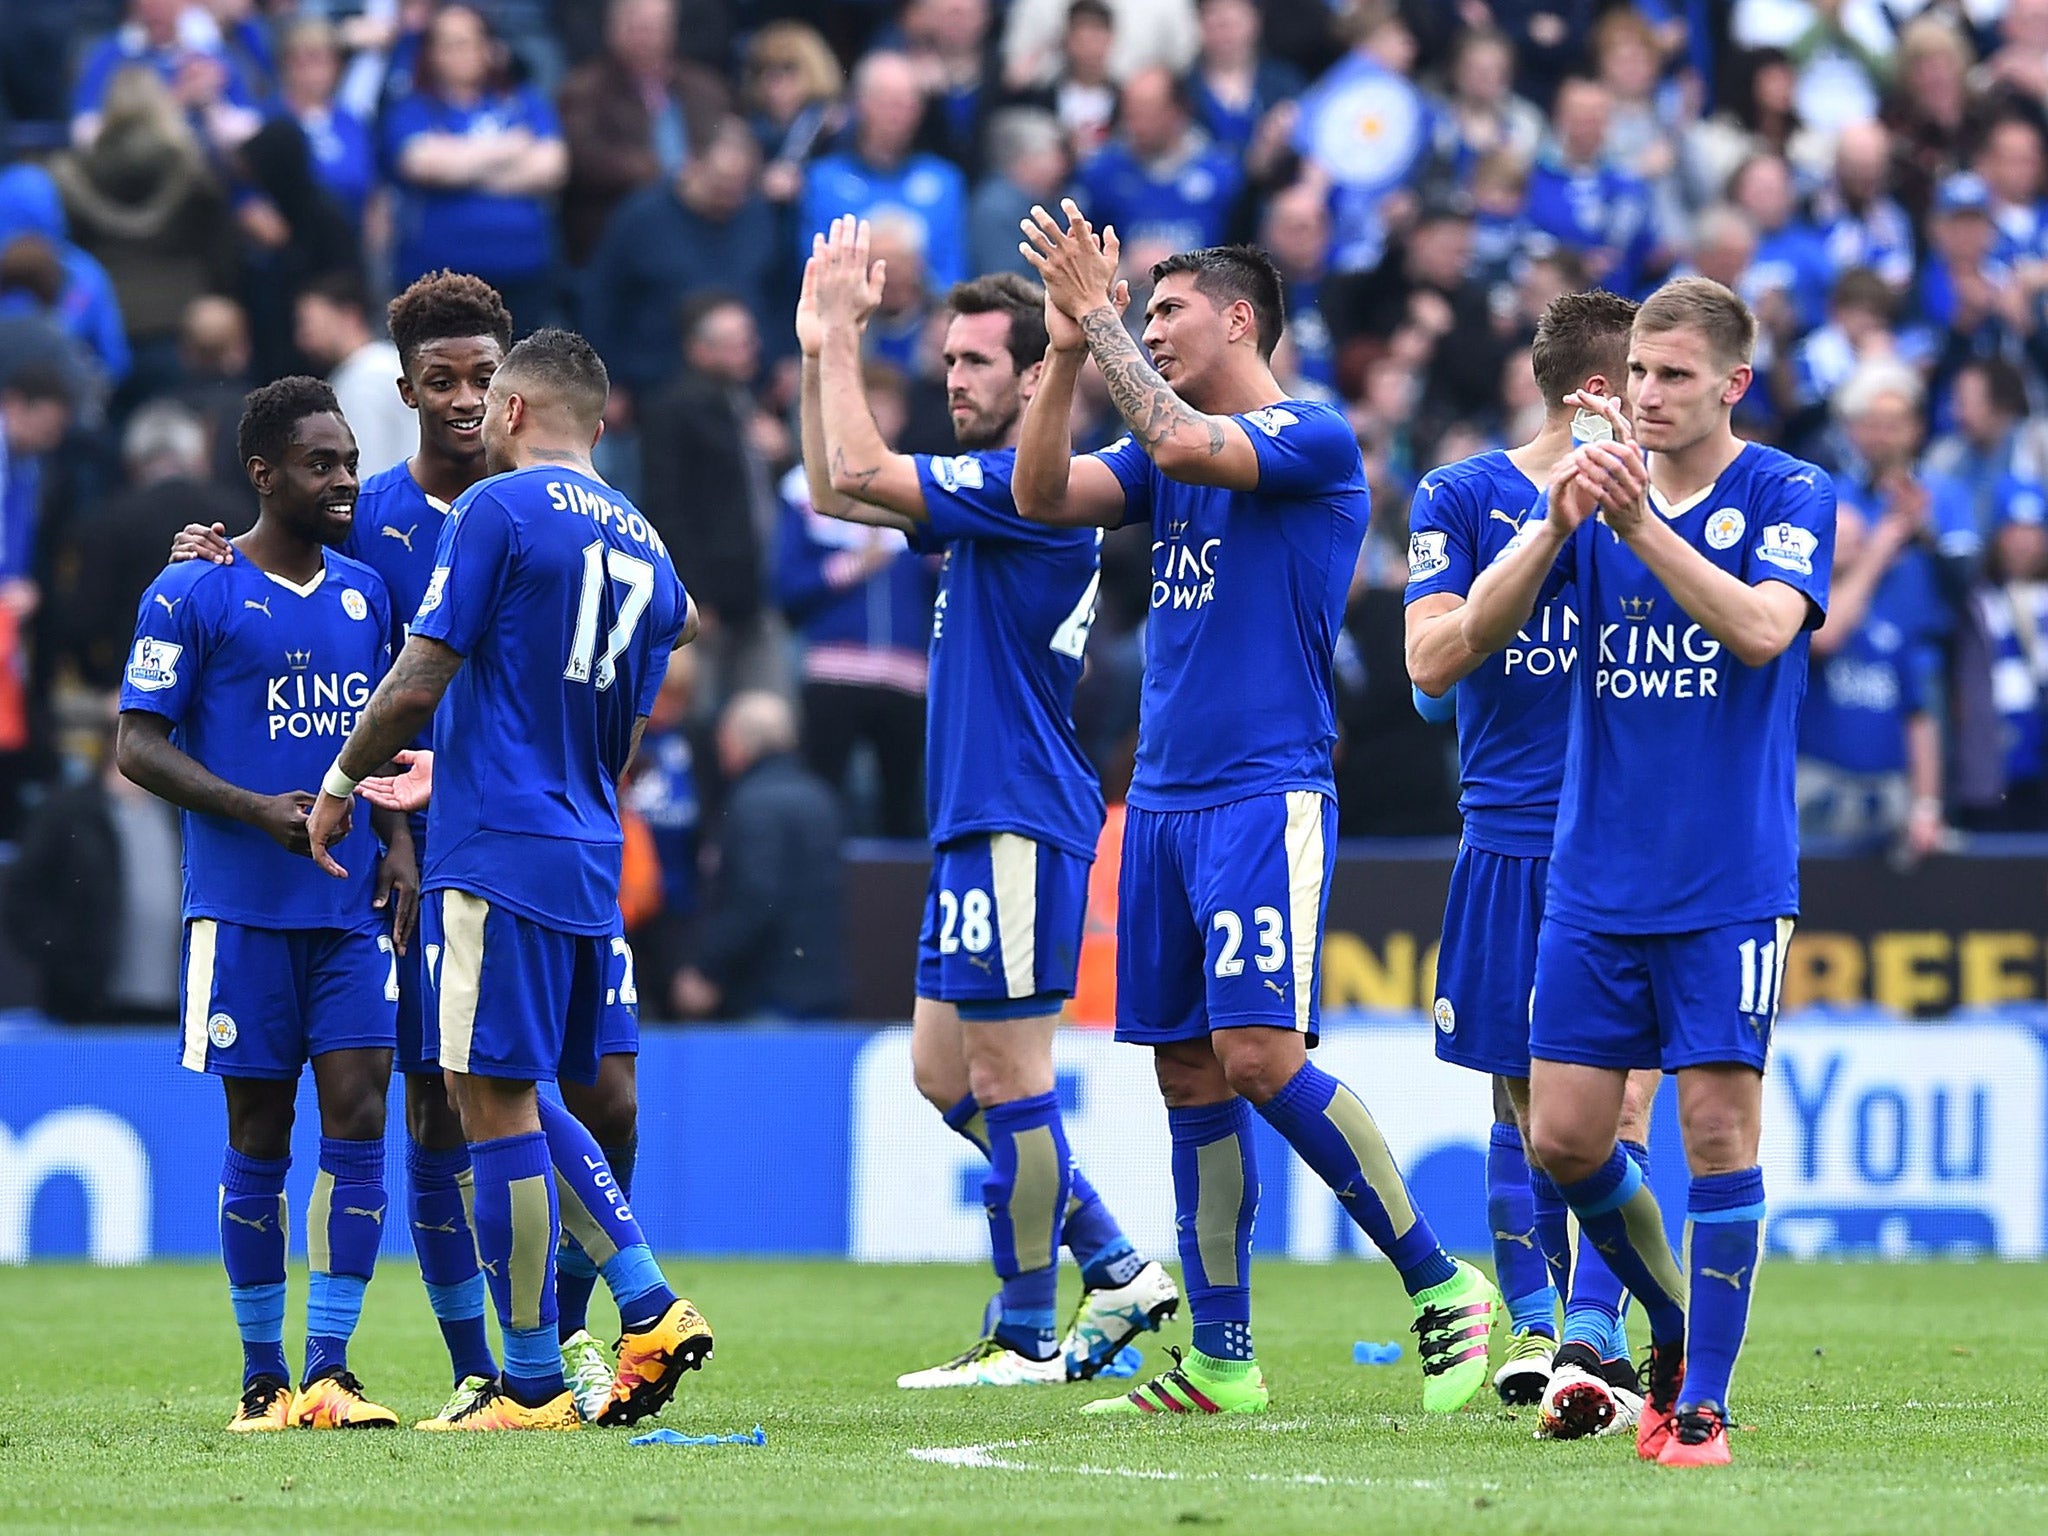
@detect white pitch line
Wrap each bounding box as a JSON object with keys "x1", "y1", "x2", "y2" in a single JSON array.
[{"x1": 907, "y1": 1443, "x2": 1440, "y2": 1490}]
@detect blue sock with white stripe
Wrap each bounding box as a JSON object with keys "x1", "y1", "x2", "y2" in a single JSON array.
[
  {"x1": 406, "y1": 1140, "x2": 496, "y2": 1383},
  {"x1": 1558, "y1": 1146, "x2": 1687, "y2": 1346},
  {"x1": 556, "y1": 1137, "x2": 636, "y2": 1340},
  {"x1": 535, "y1": 1097, "x2": 673, "y2": 1333},
  {"x1": 1527, "y1": 1163, "x2": 1573, "y2": 1301},
  {"x1": 220, "y1": 1147, "x2": 290, "y2": 1388},
  {"x1": 1682, "y1": 1166, "x2": 1765, "y2": 1413},
  {"x1": 470, "y1": 1132, "x2": 563, "y2": 1406},
  {"x1": 1488, "y1": 1122, "x2": 1557, "y2": 1336},
  {"x1": 982, "y1": 1091, "x2": 1072, "y2": 1360},
  {"x1": 1255, "y1": 1064, "x2": 1456, "y2": 1295},
  {"x1": 1169, "y1": 1099, "x2": 1259, "y2": 1363},
  {"x1": 304, "y1": 1137, "x2": 385, "y2": 1385}
]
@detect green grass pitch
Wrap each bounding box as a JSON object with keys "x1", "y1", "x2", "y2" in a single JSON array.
[{"x1": 2, "y1": 1258, "x2": 2044, "y2": 1534}]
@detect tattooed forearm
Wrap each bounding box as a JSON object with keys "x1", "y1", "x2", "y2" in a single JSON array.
[
  {"x1": 337, "y1": 636, "x2": 463, "y2": 781},
  {"x1": 829, "y1": 445, "x2": 881, "y2": 496},
  {"x1": 1080, "y1": 306, "x2": 1226, "y2": 458}
]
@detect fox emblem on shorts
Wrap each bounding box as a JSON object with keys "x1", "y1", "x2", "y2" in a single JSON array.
[
  {"x1": 1433, "y1": 997, "x2": 1456, "y2": 1035},
  {"x1": 207, "y1": 1013, "x2": 238, "y2": 1049}
]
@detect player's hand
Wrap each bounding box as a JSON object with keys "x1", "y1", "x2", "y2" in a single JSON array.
[
  {"x1": 1544, "y1": 456, "x2": 1599, "y2": 534},
  {"x1": 357, "y1": 748, "x2": 434, "y2": 813},
  {"x1": 306, "y1": 790, "x2": 353, "y2": 877},
  {"x1": 257, "y1": 790, "x2": 318, "y2": 858},
  {"x1": 1564, "y1": 388, "x2": 1634, "y2": 444},
  {"x1": 795, "y1": 235, "x2": 828, "y2": 357},
  {"x1": 1573, "y1": 439, "x2": 1650, "y2": 536},
  {"x1": 1044, "y1": 281, "x2": 1089, "y2": 354},
  {"x1": 171, "y1": 522, "x2": 235, "y2": 565},
  {"x1": 1019, "y1": 199, "x2": 1127, "y2": 323},
  {"x1": 815, "y1": 215, "x2": 884, "y2": 332},
  {"x1": 374, "y1": 831, "x2": 419, "y2": 953}
]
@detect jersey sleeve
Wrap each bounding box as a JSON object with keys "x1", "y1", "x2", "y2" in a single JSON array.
[
  {"x1": 634, "y1": 564, "x2": 689, "y2": 720},
  {"x1": 1089, "y1": 434, "x2": 1154, "y2": 528},
  {"x1": 118, "y1": 570, "x2": 207, "y2": 723},
  {"x1": 1234, "y1": 402, "x2": 1360, "y2": 498},
  {"x1": 913, "y1": 453, "x2": 1042, "y2": 544},
  {"x1": 1403, "y1": 475, "x2": 1477, "y2": 602},
  {"x1": 1745, "y1": 465, "x2": 1836, "y2": 625},
  {"x1": 409, "y1": 490, "x2": 515, "y2": 656}
]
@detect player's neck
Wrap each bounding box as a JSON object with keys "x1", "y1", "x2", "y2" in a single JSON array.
[
  {"x1": 237, "y1": 515, "x2": 327, "y2": 585},
  {"x1": 513, "y1": 444, "x2": 598, "y2": 477},
  {"x1": 1648, "y1": 425, "x2": 1746, "y2": 506},
  {"x1": 1506, "y1": 416, "x2": 1578, "y2": 485},
  {"x1": 409, "y1": 446, "x2": 487, "y2": 506},
  {"x1": 1188, "y1": 358, "x2": 1287, "y2": 418}
]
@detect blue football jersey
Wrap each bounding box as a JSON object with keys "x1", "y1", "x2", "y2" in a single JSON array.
[
  {"x1": 1540, "y1": 443, "x2": 1836, "y2": 932},
  {"x1": 343, "y1": 462, "x2": 449, "y2": 767},
  {"x1": 410, "y1": 464, "x2": 689, "y2": 935},
  {"x1": 119, "y1": 550, "x2": 394, "y2": 931},
  {"x1": 910, "y1": 447, "x2": 1105, "y2": 858},
  {"x1": 1093, "y1": 399, "x2": 1369, "y2": 810},
  {"x1": 1405, "y1": 451, "x2": 1573, "y2": 857}
]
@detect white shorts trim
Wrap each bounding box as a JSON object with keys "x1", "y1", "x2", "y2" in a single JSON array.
[
  {"x1": 437, "y1": 891, "x2": 489, "y2": 1074},
  {"x1": 181, "y1": 919, "x2": 218, "y2": 1072},
  {"x1": 990, "y1": 833, "x2": 1039, "y2": 1000},
  {"x1": 1281, "y1": 791, "x2": 1325, "y2": 1034}
]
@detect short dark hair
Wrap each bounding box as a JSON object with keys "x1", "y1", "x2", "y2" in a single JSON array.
[
  {"x1": 386, "y1": 269, "x2": 514, "y2": 367},
  {"x1": 1829, "y1": 266, "x2": 1895, "y2": 321},
  {"x1": 946, "y1": 273, "x2": 1049, "y2": 371},
  {"x1": 1963, "y1": 355, "x2": 2030, "y2": 419},
  {"x1": 1149, "y1": 244, "x2": 1286, "y2": 358},
  {"x1": 1530, "y1": 289, "x2": 1639, "y2": 406},
  {"x1": 302, "y1": 268, "x2": 370, "y2": 317},
  {"x1": 2, "y1": 357, "x2": 73, "y2": 406},
  {"x1": 0, "y1": 234, "x2": 64, "y2": 308},
  {"x1": 497, "y1": 326, "x2": 609, "y2": 431},
  {"x1": 680, "y1": 289, "x2": 750, "y2": 346},
  {"x1": 237, "y1": 375, "x2": 342, "y2": 468},
  {"x1": 1066, "y1": 0, "x2": 1112, "y2": 27}
]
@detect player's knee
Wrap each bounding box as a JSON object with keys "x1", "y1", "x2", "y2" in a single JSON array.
[
  {"x1": 911, "y1": 1053, "x2": 966, "y2": 1112},
  {"x1": 1679, "y1": 1100, "x2": 1757, "y2": 1173},
  {"x1": 1152, "y1": 1045, "x2": 1231, "y2": 1108},
  {"x1": 321, "y1": 1087, "x2": 387, "y2": 1143},
  {"x1": 227, "y1": 1105, "x2": 294, "y2": 1161},
  {"x1": 1212, "y1": 1031, "x2": 1305, "y2": 1106},
  {"x1": 404, "y1": 1074, "x2": 465, "y2": 1149},
  {"x1": 1526, "y1": 1115, "x2": 1601, "y2": 1185}
]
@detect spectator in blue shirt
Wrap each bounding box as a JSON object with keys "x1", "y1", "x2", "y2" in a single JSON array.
[
  {"x1": 1426, "y1": 27, "x2": 1544, "y2": 190},
  {"x1": 274, "y1": 18, "x2": 375, "y2": 235},
  {"x1": 71, "y1": 0, "x2": 263, "y2": 151},
  {"x1": 1798, "y1": 498, "x2": 1948, "y2": 856},
  {"x1": 1730, "y1": 150, "x2": 1834, "y2": 333},
  {"x1": 1524, "y1": 75, "x2": 1654, "y2": 294},
  {"x1": 1812, "y1": 119, "x2": 1916, "y2": 294},
  {"x1": 800, "y1": 51, "x2": 968, "y2": 290},
  {"x1": 0, "y1": 165, "x2": 130, "y2": 389},
  {"x1": 1925, "y1": 356, "x2": 2041, "y2": 563},
  {"x1": 1977, "y1": 112, "x2": 2048, "y2": 265},
  {"x1": 1914, "y1": 173, "x2": 2021, "y2": 410},
  {"x1": 1779, "y1": 266, "x2": 1896, "y2": 456},
  {"x1": 1074, "y1": 67, "x2": 1242, "y2": 264},
  {"x1": 382, "y1": 3, "x2": 567, "y2": 326},
  {"x1": 586, "y1": 118, "x2": 778, "y2": 408},
  {"x1": 1261, "y1": 181, "x2": 1334, "y2": 390},
  {"x1": 1184, "y1": 0, "x2": 1303, "y2": 159}
]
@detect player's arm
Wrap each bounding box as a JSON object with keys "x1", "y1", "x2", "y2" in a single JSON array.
[
  {"x1": 796, "y1": 243, "x2": 918, "y2": 530},
  {"x1": 1461, "y1": 463, "x2": 1591, "y2": 655},
  {"x1": 1405, "y1": 593, "x2": 1485, "y2": 697},
  {"x1": 811, "y1": 219, "x2": 927, "y2": 525},
  {"x1": 1013, "y1": 344, "x2": 1129, "y2": 527},
  {"x1": 1576, "y1": 441, "x2": 1816, "y2": 666},
  {"x1": 114, "y1": 711, "x2": 314, "y2": 855},
  {"x1": 679, "y1": 595, "x2": 701, "y2": 647},
  {"x1": 1020, "y1": 200, "x2": 1261, "y2": 491},
  {"x1": 369, "y1": 802, "x2": 419, "y2": 952},
  {"x1": 309, "y1": 635, "x2": 463, "y2": 877}
]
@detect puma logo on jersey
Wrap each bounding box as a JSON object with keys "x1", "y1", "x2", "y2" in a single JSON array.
[
  {"x1": 1701, "y1": 1264, "x2": 1750, "y2": 1290},
  {"x1": 223, "y1": 1210, "x2": 271, "y2": 1234},
  {"x1": 244, "y1": 597, "x2": 272, "y2": 616},
  {"x1": 343, "y1": 1206, "x2": 385, "y2": 1224},
  {"x1": 382, "y1": 523, "x2": 418, "y2": 552},
  {"x1": 154, "y1": 593, "x2": 180, "y2": 616},
  {"x1": 1263, "y1": 979, "x2": 1288, "y2": 998},
  {"x1": 1494, "y1": 1228, "x2": 1537, "y2": 1251},
  {"x1": 1489, "y1": 508, "x2": 1527, "y2": 531},
  {"x1": 1420, "y1": 479, "x2": 1439, "y2": 499},
  {"x1": 966, "y1": 954, "x2": 993, "y2": 973},
  {"x1": 1785, "y1": 470, "x2": 1818, "y2": 488}
]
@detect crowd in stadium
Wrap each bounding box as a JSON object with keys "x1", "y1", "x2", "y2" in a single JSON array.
[{"x1": 1, "y1": 0, "x2": 2047, "y2": 1020}]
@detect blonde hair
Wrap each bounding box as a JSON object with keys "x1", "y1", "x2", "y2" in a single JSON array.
[
  {"x1": 746, "y1": 22, "x2": 844, "y2": 111},
  {"x1": 1895, "y1": 13, "x2": 1974, "y2": 74},
  {"x1": 1634, "y1": 276, "x2": 1757, "y2": 368}
]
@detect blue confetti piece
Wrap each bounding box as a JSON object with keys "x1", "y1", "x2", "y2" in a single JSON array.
[
  {"x1": 1098, "y1": 1345, "x2": 1142, "y2": 1379},
  {"x1": 629, "y1": 1425, "x2": 767, "y2": 1447},
  {"x1": 1353, "y1": 1341, "x2": 1402, "y2": 1365}
]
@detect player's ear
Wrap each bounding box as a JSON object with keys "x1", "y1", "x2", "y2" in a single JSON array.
[
  {"x1": 395, "y1": 372, "x2": 419, "y2": 410},
  {"x1": 1017, "y1": 355, "x2": 1045, "y2": 400},
  {"x1": 246, "y1": 454, "x2": 274, "y2": 497},
  {"x1": 1722, "y1": 364, "x2": 1754, "y2": 407}
]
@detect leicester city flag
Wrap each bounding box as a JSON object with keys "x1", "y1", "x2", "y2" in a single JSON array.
[{"x1": 1293, "y1": 52, "x2": 1428, "y2": 197}]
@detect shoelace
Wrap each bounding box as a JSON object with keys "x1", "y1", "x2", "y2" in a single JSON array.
[
  {"x1": 326, "y1": 1369, "x2": 370, "y2": 1397},
  {"x1": 1411, "y1": 1303, "x2": 1489, "y2": 1377},
  {"x1": 1671, "y1": 1406, "x2": 1725, "y2": 1445},
  {"x1": 239, "y1": 1377, "x2": 287, "y2": 1414},
  {"x1": 1132, "y1": 1345, "x2": 1195, "y2": 1399},
  {"x1": 1635, "y1": 1347, "x2": 1682, "y2": 1410}
]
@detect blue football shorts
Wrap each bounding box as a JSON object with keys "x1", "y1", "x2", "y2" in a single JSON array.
[
  {"x1": 178, "y1": 919, "x2": 397, "y2": 1079},
  {"x1": 1432, "y1": 845, "x2": 1546, "y2": 1079},
  {"x1": 1115, "y1": 790, "x2": 1337, "y2": 1047},
  {"x1": 418, "y1": 889, "x2": 622, "y2": 1085},
  {"x1": 1530, "y1": 915, "x2": 1794, "y2": 1073},
  {"x1": 916, "y1": 833, "x2": 1090, "y2": 1019}
]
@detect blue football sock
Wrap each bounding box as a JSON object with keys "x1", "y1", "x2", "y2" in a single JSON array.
[
  {"x1": 220, "y1": 1147, "x2": 290, "y2": 1387},
  {"x1": 470, "y1": 1132, "x2": 563, "y2": 1406},
  {"x1": 1604, "y1": 1142, "x2": 1650, "y2": 1360},
  {"x1": 944, "y1": 1093, "x2": 1141, "y2": 1288},
  {"x1": 406, "y1": 1139, "x2": 496, "y2": 1383},
  {"x1": 535, "y1": 1097, "x2": 673, "y2": 1333},
  {"x1": 1487, "y1": 1122, "x2": 1557, "y2": 1336},
  {"x1": 556, "y1": 1137, "x2": 639, "y2": 1339},
  {"x1": 1255, "y1": 1064, "x2": 1456, "y2": 1295},
  {"x1": 304, "y1": 1137, "x2": 384, "y2": 1385},
  {"x1": 982, "y1": 1091, "x2": 1072, "y2": 1360},
  {"x1": 1559, "y1": 1146, "x2": 1687, "y2": 1346},
  {"x1": 1526, "y1": 1163, "x2": 1573, "y2": 1303},
  {"x1": 1683, "y1": 1166, "x2": 1764, "y2": 1413},
  {"x1": 1169, "y1": 1099, "x2": 1258, "y2": 1362}
]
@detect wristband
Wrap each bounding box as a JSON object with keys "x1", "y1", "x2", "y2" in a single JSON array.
[{"x1": 322, "y1": 760, "x2": 360, "y2": 800}]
